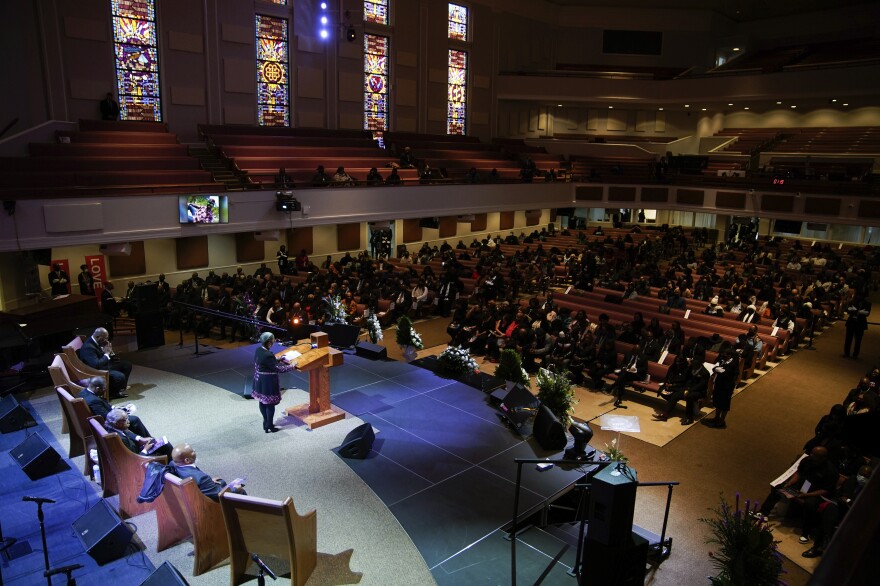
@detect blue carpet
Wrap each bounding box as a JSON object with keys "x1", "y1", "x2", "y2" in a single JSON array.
[{"x1": 0, "y1": 401, "x2": 155, "y2": 585}]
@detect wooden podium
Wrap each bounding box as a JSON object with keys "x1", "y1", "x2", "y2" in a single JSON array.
[{"x1": 281, "y1": 332, "x2": 345, "y2": 429}]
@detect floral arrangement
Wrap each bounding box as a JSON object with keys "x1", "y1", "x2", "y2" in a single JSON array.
[
  {"x1": 603, "y1": 437, "x2": 629, "y2": 464},
  {"x1": 436, "y1": 345, "x2": 480, "y2": 379},
  {"x1": 494, "y1": 349, "x2": 530, "y2": 388},
  {"x1": 323, "y1": 295, "x2": 349, "y2": 324},
  {"x1": 365, "y1": 313, "x2": 383, "y2": 343},
  {"x1": 395, "y1": 315, "x2": 424, "y2": 349},
  {"x1": 535, "y1": 367, "x2": 577, "y2": 427},
  {"x1": 701, "y1": 493, "x2": 786, "y2": 586}
]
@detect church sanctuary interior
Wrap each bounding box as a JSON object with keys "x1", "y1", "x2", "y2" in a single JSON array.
[{"x1": 2, "y1": 0, "x2": 880, "y2": 584}]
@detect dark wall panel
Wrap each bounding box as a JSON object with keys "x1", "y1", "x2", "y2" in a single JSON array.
[
  {"x1": 470, "y1": 213, "x2": 487, "y2": 231},
  {"x1": 608, "y1": 186, "x2": 636, "y2": 202},
  {"x1": 289, "y1": 226, "x2": 313, "y2": 255},
  {"x1": 499, "y1": 211, "x2": 515, "y2": 230},
  {"x1": 402, "y1": 219, "x2": 421, "y2": 242},
  {"x1": 439, "y1": 216, "x2": 457, "y2": 239},
  {"x1": 337, "y1": 223, "x2": 361, "y2": 251},
  {"x1": 805, "y1": 198, "x2": 841, "y2": 216},
  {"x1": 676, "y1": 189, "x2": 704, "y2": 206},
  {"x1": 640, "y1": 187, "x2": 668, "y2": 203},
  {"x1": 761, "y1": 195, "x2": 794, "y2": 213},
  {"x1": 236, "y1": 233, "x2": 264, "y2": 263},
  {"x1": 176, "y1": 236, "x2": 209, "y2": 270},
  {"x1": 108, "y1": 241, "x2": 146, "y2": 278},
  {"x1": 716, "y1": 191, "x2": 746, "y2": 210},
  {"x1": 575, "y1": 185, "x2": 603, "y2": 201},
  {"x1": 858, "y1": 200, "x2": 880, "y2": 219}
]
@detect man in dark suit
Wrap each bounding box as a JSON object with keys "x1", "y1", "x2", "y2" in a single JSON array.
[
  {"x1": 170, "y1": 444, "x2": 245, "y2": 501},
  {"x1": 79, "y1": 377, "x2": 150, "y2": 437},
  {"x1": 844, "y1": 293, "x2": 871, "y2": 358},
  {"x1": 77, "y1": 327, "x2": 132, "y2": 398},
  {"x1": 48, "y1": 264, "x2": 69, "y2": 296},
  {"x1": 609, "y1": 346, "x2": 648, "y2": 409},
  {"x1": 104, "y1": 408, "x2": 173, "y2": 458}
]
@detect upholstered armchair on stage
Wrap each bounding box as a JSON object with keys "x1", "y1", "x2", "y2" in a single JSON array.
[
  {"x1": 55, "y1": 386, "x2": 102, "y2": 478},
  {"x1": 88, "y1": 417, "x2": 167, "y2": 518},
  {"x1": 219, "y1": 492, "x2": 317, "y2": 586},
  {"x1": 156, "y1": 472, "x2": 230, "y2": 576}
]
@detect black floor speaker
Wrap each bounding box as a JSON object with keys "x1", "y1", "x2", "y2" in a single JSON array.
[
  {"x1": 73, "y1": 499, "x2": 135, "y2": 565},
  {"x1": 9, "y1": 433, "x2": 61, "y2": 480},
  {"x1": 579, "y1": 532, "x2": 648, "y2": 586},
  {"x1": 322, "y1": 323, "x2": 361, "y2": 348},
  {"x1": 0, "y1": 394, "x2": 36, "y2": 433},
  {"x1": 136, "y1": 312, "x2": 165, "y2": 349},
  {"x1": 533, "y1": 405, "x2": 567, "y2": 451},
  {"x1": 139, "y1": 561, "x2": 190, "y2": 585},
  {"x1": 588, "y1": 463, "x2": 638, "y2": 546},
  {"x1": 355, "y1": 341, "x2": 387, "y2": 360},
  {"x1": 337, "y1": 423, "x2": 375, "y2": 459},
  {"x1": 499, "y1": 383, "x2": 540, "y2": 430}
]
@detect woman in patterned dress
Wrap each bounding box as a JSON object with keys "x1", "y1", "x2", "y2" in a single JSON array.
[{"x1": 252, "y1": 332, "x2": 293, "y2": 433}]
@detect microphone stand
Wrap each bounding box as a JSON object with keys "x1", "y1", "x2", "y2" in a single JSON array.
[
  {"x1": 44, "y1": 564, "x2": 82, "y2": 586},
  {"x1": 22, "y1": 498, "x2": 53, "y2": 586},
  {"x1": 251, "y1": 553, "x2": 276, "y2": 586}
]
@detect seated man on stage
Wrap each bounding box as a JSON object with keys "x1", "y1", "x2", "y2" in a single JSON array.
[
  {"x1": 77, "y1": 327, "x2": 132, "y2": 398},
  {"x1": 104, "y1": 408, "x2": 173, "y2": 458},
  {"x1": 80, "y1": 376, "x2": 151, "y2": 436},
  {"x1": 170, "y1": 443, "x2": 246, "y2": 501}
]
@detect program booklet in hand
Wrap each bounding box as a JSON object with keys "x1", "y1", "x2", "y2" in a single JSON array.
[{"x1": 146, "y1": 436, "x2": 168, "y2": 455}]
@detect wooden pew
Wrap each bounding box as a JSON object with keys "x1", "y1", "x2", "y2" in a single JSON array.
[
  {"x1": 62, "y1": 336, "x2": 110, "y2": 395},
  {"x1": 220, "y1": 492, "x2": 317, "y2": 586},
  {"x1": 88, "y1": 417, "x2": 167, "y2": 519},
  {"x1": 55, "y1": 386, "x2": 101, "y2": 477}
]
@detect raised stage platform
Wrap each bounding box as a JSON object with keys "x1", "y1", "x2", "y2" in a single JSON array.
[{"x1": 125, "y1": 342, "x2": 586, "y2": 583}]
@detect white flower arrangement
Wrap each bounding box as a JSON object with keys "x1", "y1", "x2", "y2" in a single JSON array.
[
  {"x1": 395, "y1": 316, "x2": 424, "y2": 349},
  {"x1": 437, "y1": 345, "x2": 479, "y2": 378},
  {"x1": 366, "y1": 313, "x2": 383, "y2": 343},
  {"x1": 324, "y1": 295, "x2": 348, "y2": 324}
]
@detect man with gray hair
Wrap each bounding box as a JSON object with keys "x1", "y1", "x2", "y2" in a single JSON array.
[
  {"x1": 105, "y1": 408, "x2": 173, "y2": 458},
  {"x1": 79, "y1": 376, "x2": 151, "y2": 439}
]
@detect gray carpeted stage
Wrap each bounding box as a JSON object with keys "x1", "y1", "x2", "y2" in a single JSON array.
[{"x1": 110, "y1": 341, "x2": 585, "y2": 584}]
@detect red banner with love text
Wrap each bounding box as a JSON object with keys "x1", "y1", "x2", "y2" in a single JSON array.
[{"x1": 85, "y1": 255, "x2": 107, "y2": 307}]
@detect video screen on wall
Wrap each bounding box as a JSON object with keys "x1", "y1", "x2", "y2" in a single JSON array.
[{"x1": 179, "y1": 195, "x2": 229, "y2": 224}]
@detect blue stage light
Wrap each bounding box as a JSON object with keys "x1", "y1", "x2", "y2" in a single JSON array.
[
  {"x1": 320, "y1": 29, "x2": 329, "y2": 39},
  {"x1": 320, "y1": 2, "x2": 327, "y2": 9},
  {"x1": 321, "y1": 16, "x2": 328, "y2": 24}
]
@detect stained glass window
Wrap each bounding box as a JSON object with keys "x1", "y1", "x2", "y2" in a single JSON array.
[
  {"x1": 364, "y1": 0, "x2": 389, "y2": 25},
  {"x1": 268, "y1": 0, "x2": 288, "y2": 4},
  {"x1": 110, "y1": 0, "x2": 161, "y2": 121},
  {"x1": 364, "y1": 34, "x2": 389, "y2": 131},
  {"x1": 256, "y1": 15, "x2": 290, "y2": 127},
  {"x1": 447, "y1": 49, "x2": 467, "y2": 135},
  {"x1": 448, "y1": 3, "x2": 468, "y2": 41}
]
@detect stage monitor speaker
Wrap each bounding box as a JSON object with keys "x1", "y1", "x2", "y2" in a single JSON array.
[
  {"x1": 136, "y1": 312, "x2": 165, "y2": 349},
  {"x1": 9, "y1": 433, "x2": 61, "y2": 479},
  {"x1": 579, "y1": 532, "x2": 648, "y2": 586},
  {"x1": 500, "y1": 383, "x2": 539, "y2": 429},
  {"x1": 134, "y1": 284, "x2": 160, "y2": 312},
  {"x1": 355, "y1": 342, "x2": 387, "y2": 360},
  {"x1": 588, "y1": 463, "x2": 638, "y2": 546},
  {"x1": 337, "y1": 423, "x2": 375, "y2": 459},
  {"x1": 533, "y1": 405, "x2": 567, "y2": 451},
  {"x1": 139, "y1": 561, "x2": 190, "y2": 585},
  {"x1": 322, "y1": 323, "x2": 361, "y2": 348},
  {"x1": 0, "y1": 394, "x2": 35, "y2": 433},
  {"x1": 73, "y1": 499, "x2": 135, "y2": 565}
]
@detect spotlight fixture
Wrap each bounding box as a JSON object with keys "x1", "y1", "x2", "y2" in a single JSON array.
[{"x1": 346, "y1": 25, "x2": 356, "y2": 42}]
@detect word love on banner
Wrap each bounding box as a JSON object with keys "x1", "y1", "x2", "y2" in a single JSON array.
[{"x1": 85, "y1": 255, "x2": 107, "y2": 306}]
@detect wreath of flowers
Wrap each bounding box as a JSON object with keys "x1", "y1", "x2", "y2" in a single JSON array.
[{"x1": 436, "y1": 345, "x2": 479, "y2": 379}]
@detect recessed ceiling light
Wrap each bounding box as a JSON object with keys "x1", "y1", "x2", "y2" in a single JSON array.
[
  {"x1": 832, "y1": 99, "x2": 837, "y2": 103},
  {"x1": 776, "y1": 101, "x2": 782, "y2": 105},
  {"x1": 791, "y1": 105, "x2": 797, "y2": 109},
  {"x1": 684, "y1": 104, "x2": 690, "y2": 108},
  {"x1": 733, "y1": 47, "x2": 740, "y2": 51},
  {"x1": 557, "y1": 104, "x2": 562, "y2": 107},
  {"x1": 608, "y1": 106, "x2": 613, "y2": 109},
  {"x1": 658, "y1": 107, "x2": 663, "y2": 111},
  {"x1": 701, "y1": 108, "x2": 707, "y2": 111},
  {"x1": 744, "y1": 107, "x2": 750, "y2": 110},
  {"x1": 843, "y1": 103, "x2": 849, "y2": 106},
  {"x1": 728, "y1": 103, "x2": 733, "y2": 106}
]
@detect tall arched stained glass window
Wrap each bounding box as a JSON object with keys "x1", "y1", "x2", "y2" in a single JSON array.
[
  {"x1": 364, "y1": 0, "x2": 389, "y2": 25},
  {"x1": 110, "y1": 0, "x2": 161, "y2": 121},
  {"x1": 364, "y1": 34, "x2": 389, "y2": 131},
  {"x1": 447, "y1": 49, "x2": 467, "y2": 135},
  {"x1": 256, "y1": 15, "x2": 290, "y2": 127},
  {"x1": 448, "y1": 3, "x2": 468, "y2": 41}
]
